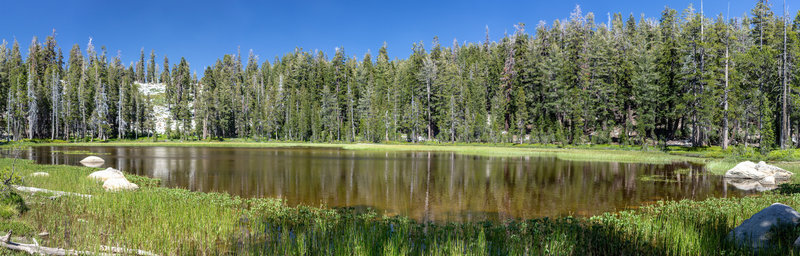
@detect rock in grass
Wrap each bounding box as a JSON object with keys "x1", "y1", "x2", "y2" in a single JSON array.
[
  {"x1": 725, "y1": 161, "x2": 762, "y2": 179},
  {"x1": 102, "y1": 177, "x2": 139, "y2": 192},
  {"x1": 88, "y1": 168, "x2": 125, "y2": 182},
  {"x1": 724, "y1": 161, "x2": 793, "y2": 191},
  {"x1": 79, "y1": 156, "x2": 104, "y2": 164},
  {"x1": 761, "y1": 175, "x2": 776, "y2": 185},
  {"x1": 728, "y1": 203, "x2": 800, "y2": 249},
  {"x1": 30, "y1": 172, "x2": 49, "y2": 177}
]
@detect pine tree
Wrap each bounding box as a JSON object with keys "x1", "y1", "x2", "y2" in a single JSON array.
[
  {"x1": 26, "y1": 37, "x2": 39, "y2": 139},
  {"x1": 632, "y1": 16, "x2": 660, "y2": 146},
  {"x1": 147, "y1": 50, "x2": 156, "y2": 83},
  {"x1": 375, "y1": 43, "x2": 393, "y2": 141},
  {"x1": 0, "y1": 1, "x2": 796, "y2": 146},
  {"x1": 136, "y1": 48, "x2": 145, "y2": 83},
  {"x1": 657, "y1": 7, "x2": 683, "y2": 144}
]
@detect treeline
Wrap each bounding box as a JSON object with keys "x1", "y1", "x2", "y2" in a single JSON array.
[
  {"x1": 1, "y1": 1, "x2": 800, "y2": 149},
  {"x1": 0, "y1": 35, "x2": 156, "y2": 141}
]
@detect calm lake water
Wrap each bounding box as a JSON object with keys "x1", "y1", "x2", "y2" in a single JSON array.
[{"x1": 11, "y1": 146, "x2": 751, "y2": 222}]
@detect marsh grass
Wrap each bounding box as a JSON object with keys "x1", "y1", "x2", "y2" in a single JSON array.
[
  {"x1": 1, "y1": 159, "x2": 800, "y2": 255},
  {"x1": 638, "y1": 175, "x2": 677, "y2": 183},
  {"x1": 13, "y1": 140, "x2": 701, "y2": 165},
  {"x1": 3, "y1": 142, "x2": 800, "y2": 254},
  {"x1": 51, "y1": 150, "x2": 111, "y2": 155}
]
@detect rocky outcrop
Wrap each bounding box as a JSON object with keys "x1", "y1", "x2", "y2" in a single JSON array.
[
  {"x1": 728, "y1": 203, "x2": 800, "y2": 249},
  {"x1": 102, "y1": 177, "x2": 139, "y2": 191},
  {"x1": 724, "y1": 161, "x2": 793, "y2": 191},
  {"x1": 88, "y1": 168, "x2": 125, "y2": 182}
]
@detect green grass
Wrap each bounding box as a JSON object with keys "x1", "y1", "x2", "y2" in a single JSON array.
[
  {"x1": 2, "y1": 142, "x2": 800, "y2": 254},
  {"x1": 9, "y1": 140, "x2": 702, "y2": 164},
  {"x1": 12, "y1": 139, "x2": 799, "y2": 166},
  {"x1": 0, "y1": 157, "x2": 799, "y2": 255},
  {"x1": 16, "y1": 140, "x2": 800, "y2": 182},
  {"x1": 51, "y1": 150, "x2": 111, "y2": 155}
]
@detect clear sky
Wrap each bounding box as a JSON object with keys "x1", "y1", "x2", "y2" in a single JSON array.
[{"x1": 1, "y1": 0, "x2": 797, "y2": 74}]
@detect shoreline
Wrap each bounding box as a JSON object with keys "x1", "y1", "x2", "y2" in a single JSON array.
[
  {"x1": 0, "y1": 142, "x2": 799, "y2": 254},
  {"x1": 10, "y1": 140, "x2": 800, "y2": 178}
]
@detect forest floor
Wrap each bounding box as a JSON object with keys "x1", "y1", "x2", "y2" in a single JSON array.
[{"x1": 1, "y1": 141, "x2": 800, "y2": 254}]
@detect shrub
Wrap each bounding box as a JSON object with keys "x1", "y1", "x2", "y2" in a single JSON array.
[
  {"x1": 777, "y1": 183, "x2": 800, "y2": 194},
  {"x1": 0, "y1": 219, "x2": 34, "y2": 236},
  {"x1": 0, "y1": 167, "x2": 22, "y2": 187},
  {"x1": 0, "y1": 190, "x2": 27, "y2": 217},
  {"x1": 125, "y1": 174, "x2": 161, "y2": 188},
  {"x1": 0, "y1": 204, "x2": 18, "y2": 219}
]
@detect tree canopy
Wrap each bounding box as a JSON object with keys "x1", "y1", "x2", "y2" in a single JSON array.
[{"x1": 0, "y1": 1, "x2": 799, "y2": 151}]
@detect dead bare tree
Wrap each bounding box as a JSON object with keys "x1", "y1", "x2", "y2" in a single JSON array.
[{"x1": 1, "y1": 145, "x2": 24, "y2": 194}]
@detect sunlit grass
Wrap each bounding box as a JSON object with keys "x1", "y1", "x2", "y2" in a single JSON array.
[
  {"x1": 10, "y1": 140, "x2": 704, "y2": 165},
  {"x1": 0, "y1": 158, "x2": 799, "y2": 254},
  {"x1": 2, "y1": 142, "x2": 800, "y2": 254}
]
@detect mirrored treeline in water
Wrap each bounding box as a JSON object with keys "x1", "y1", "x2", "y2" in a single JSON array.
[{"x1": 6, "y1": 146, "x2": 752, "y2": 222}]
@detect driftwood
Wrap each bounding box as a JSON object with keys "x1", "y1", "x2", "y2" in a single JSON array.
[
  {"x1": 99, "y1": 245, "x2": 159, "y2": 256},
  {"x1": 0, "y1": 230, "x2": 100, "y2": 255},
  {"x1": 11, "y1": 185, "x2": 92, "y2": 199},
  {"x1": 0, "y1": 231, "x2": 158, "y2": 256}
]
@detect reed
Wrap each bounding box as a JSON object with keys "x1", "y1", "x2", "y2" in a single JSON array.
[{"x1": 0, "y1": 158, "x2": 799, "y2": 255}]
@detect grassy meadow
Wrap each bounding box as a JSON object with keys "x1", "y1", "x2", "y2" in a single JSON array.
[{"x1": 0, "y1": 142, "x2": 800, "y2": 254}]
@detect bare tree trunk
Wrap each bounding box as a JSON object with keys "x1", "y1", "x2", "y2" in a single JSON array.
[
  {"x1": 723, "y1": 5, "x2": 730, "y2": 149},
  {"x1": 759, "y1": 6, "x2": 764, "y2": 149},
  {"x1": 723, "y1": 35, "x2": 730, "y2": 149},
  {"x1": 781, "y1": 0, "x2": 789, "y2": 149},
  {"x1": 427, "y1": 79, "x2": 432, "y2": 141}
]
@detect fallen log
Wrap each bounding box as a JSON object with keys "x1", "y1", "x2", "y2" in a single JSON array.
[
  {"x1": 0, "y1": 230, "x2": 97, "y2": 255},
  {"x1": 11, "y1": 185, "x2": 92, "y2": 199},
  {"x1": 0, "y1": 231, "x2": 158, "y2": 255},
  {"x1": 99, "y1": 245, "x2": 159, "y2": 256}
]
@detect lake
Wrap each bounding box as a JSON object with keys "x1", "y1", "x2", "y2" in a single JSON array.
[{"x1": 10, "y1": 146, "x2": 750, "y2": 222}]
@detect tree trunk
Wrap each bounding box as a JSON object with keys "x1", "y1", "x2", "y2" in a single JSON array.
[
  {"x1": 723, "y1": 40, "x2": 730, "y2": 149},
  {"x1": 781, "y1": 0, "x2": 789, "y2": 149}
]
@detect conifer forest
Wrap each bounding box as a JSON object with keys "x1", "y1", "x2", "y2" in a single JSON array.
[{"x1": 1, "y1": 1, "x2": 800, "y2": 151}]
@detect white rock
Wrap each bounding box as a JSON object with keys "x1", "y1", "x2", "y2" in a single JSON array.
[
  {"x1": 728, "y1": 203, "x2": 800, "y2": 249},
  {"x1": 724, "y1": 161, "x2": 765, "y2": 179},
  {"x1": 724, "y1": 161, "x2": 794, "y2": 181},
  {"x1": 756, "y1": 162, "x2": 791, "y2": 176},
  {"x1": 79, "y1": 156, "x2": 105, "y2": 167},
  {"x1": 774, "y1": 170, "x2": 794, "y2": 180},
  {"x1": 88, "y1": 168, "x2": 125, "y2": 182},
  {"x1": 102, "y1": 177, "x2": 139, "y2": 192},
  {"x1": 30, "y1": 172, "x2": 49, "y2": 177},
  {"x1": 79, "y1": 156, "x2": 104, "y2": 164},
  {"x1": 760, "y1": 175, "x2": 776, "y2": 185}
]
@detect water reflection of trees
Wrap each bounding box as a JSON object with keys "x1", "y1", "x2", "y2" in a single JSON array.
[{"x1": 25, "y1": 147, "x2": 748, "y2": 222}]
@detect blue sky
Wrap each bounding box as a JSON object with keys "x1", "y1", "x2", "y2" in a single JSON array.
[{"x1": 1, "y1": 0, "x2": 797, "y2": 74}]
